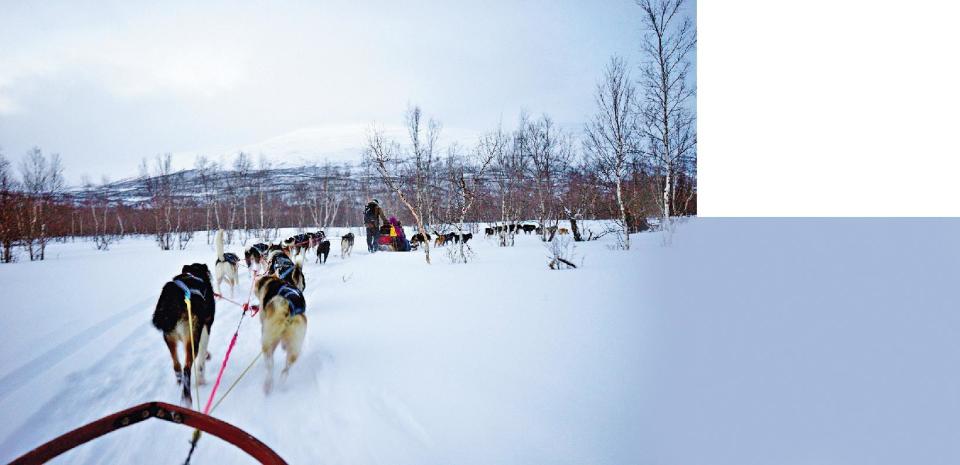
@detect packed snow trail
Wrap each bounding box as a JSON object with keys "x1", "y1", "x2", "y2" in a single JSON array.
[{"x1": 0, "y1": 297, "x2": 152, "y2": 402}]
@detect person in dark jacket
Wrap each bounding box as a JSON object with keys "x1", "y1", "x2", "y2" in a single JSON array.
[{"x1": 364, "y1": 199, "x2": 388, "y2": 253}]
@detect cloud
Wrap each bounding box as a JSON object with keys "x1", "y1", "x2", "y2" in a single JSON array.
[
  {"x1": 1, "y1": 25, "x2": 248, "y2": 109},
  {"x1": 0, "y1": 0, "x2": 668, "y2": 183}
]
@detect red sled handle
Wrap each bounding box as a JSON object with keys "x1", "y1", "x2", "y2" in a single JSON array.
[{"x1": 9, "y1": 401, "x2": 287, "y2": 465}]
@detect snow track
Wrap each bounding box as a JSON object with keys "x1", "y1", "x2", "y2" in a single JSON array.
[{"x1": 0, "y1": 297, "x2": 152, "y2": 402}]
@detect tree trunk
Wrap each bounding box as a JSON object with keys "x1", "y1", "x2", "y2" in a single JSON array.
[
  {"x1": 570, "y1": 217, "x2": 583, "y2": 242},
  {"x1": 615, "y1": 178, "x2": 630, "y2": 250}
]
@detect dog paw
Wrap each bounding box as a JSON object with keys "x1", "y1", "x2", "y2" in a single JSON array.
[{"x1": 263, "y1": 379, "x2": 273, "y2": 395}]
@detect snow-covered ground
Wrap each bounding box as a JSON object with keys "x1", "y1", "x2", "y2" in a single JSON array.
[
  {"x1": 2, "y1": 219, "x2": 958, "y2": 464},
  {"x1": 0, "y1": 222, "x2": 650, "y2": 464}
]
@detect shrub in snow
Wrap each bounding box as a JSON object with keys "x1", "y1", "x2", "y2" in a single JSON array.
[
  {"x1": 445, "y1": 241, "x2": 476, "y2": 264},
  {"x1": 546, "y1": 235, "x2": 578, "y2": 270}
]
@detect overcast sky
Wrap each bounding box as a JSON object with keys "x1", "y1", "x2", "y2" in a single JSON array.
[{"x1": 0, "y1": 0, "x2": 695, "y2": 184}]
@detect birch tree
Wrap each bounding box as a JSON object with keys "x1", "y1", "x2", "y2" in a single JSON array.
[
  {"x1": 194, "y1": 155, "x2": 217, "y2": 244},
  {"x1": 141, "y1": 154, "x2": 178, "y2": 250},
  {"x1": 525, "y1": 115, "x2": 573, "y2": 242},
  {"x1": 637, "y1": 0, "x2": 697, "y2": 232},
  {"x1": 232, "y1": 152, "x2": 253, "y2": 243},
  {"x1": 82, "y1": 176, "x2": 115, "y2": 250},
  {"x1": 586, "y1": 56, "x2": 640, "y2": 249},
  {"x1": 493, "y1": 122, "x2": 528, "y2": 247},
  {"x1": 19, "y1": 147, "x2": 64, "y2": 260},
  {"x1": 366, "y1": 105, "x2": 439, "y2": 264},
  {"x1": 444, "y1": 137, "x2": 496, "y2": 263}
]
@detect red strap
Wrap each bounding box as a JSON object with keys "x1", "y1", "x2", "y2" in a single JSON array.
[{"x1": 202, "y1": 332, "x2": 239, "y2": 414}]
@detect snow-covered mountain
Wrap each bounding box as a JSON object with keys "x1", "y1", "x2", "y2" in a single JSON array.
[
  {"x1": 168, "y1": 124, "x2": 480, "y2": 173},
  {"x1": 68, "y1": 163, "x2": 366, "y2": 206}
]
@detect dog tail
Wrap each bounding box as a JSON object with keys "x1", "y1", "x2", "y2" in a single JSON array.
[
  {"x1": 216, "y1": 229, "x2": 225, "y2": 261},
  {"x1": 152, "y1": 282, "x2": 183, "y2": 333},
  {"x1": 294, "y1": 254, "x2": 303, "y2": 269}
]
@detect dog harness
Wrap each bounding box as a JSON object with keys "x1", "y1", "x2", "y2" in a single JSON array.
[
  {"x1": 277, "y1": 265, "x2": 294, "y2": 280},
  {"x1": 173, "y1": 274, "x2": 206, "y2": 301},
  {"x1": 218, "y1": 252, "x2": 239, "y2": 265},
  {"x1": 276, "y1": 284, "x2": 306, "y2": 316}
]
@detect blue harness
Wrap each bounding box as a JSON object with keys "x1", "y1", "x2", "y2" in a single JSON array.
[
  {"x1": 276, "y1": 284, "x2": 305, "y2": 316},
  {"x1": 219, "y1": 253, "x2": 239, "y2": 265},
  {"x1": 277, "y1": 265, "x2": 294, "y2": 280},
  {"x1": 273, "y1": 255, "x2": 296, "y2": 281},
  {"x1": 173, "y1": 275, "x2": 206, "y2": 301}
]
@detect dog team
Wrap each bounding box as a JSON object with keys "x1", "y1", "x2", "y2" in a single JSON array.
[{"x1": 151, "y1": 228, "x2": 356, "y2": 404}]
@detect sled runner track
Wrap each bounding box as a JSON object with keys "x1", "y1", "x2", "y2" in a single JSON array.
[
  {"x1": 0, "y1": 297, "x2": 154, "y2": 402},
  {"x1": 0, "y1": 301, "x2": 249, "y2": 461},
  {"x1": 0, "y1": 320, "x2": 158, "y2": 459}
]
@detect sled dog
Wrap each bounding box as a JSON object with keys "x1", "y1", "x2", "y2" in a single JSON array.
[
  {"x1": 267, "y1": 249, "x2": 306, "y2": 291},
  {"x1": 245, "y1": 242, "x2": 269, "y2": 276},
  {"x1": 152, "y1": 263, "x2": 215, "y2": 404},
  {"x1": 214, "y1": 229, "x2": 240, "y2": 297},
  {"x1": 340, "y1": 232, "x2": 355, "y2": 258},
  {"x1": 255, "y1": 275, "x2": 307, "y2": 394},
  {"x1": 316, "y1": 239, "x2": 331, "y2": 263}
]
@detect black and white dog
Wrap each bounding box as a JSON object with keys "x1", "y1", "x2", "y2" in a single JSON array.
[
  {"x1": 283, "y1": 233, "x2": 312, "y2": 258},
  {"x1": 152, "y1": 263, "x2": 215, "y2": 405},
  {"x1": 340, "y1": 232, "x2": 355, "y2": 258},
  {"x1": 244, "y1": 242, "x2": 269, "y2": 277},
  {"x1": 267, "y1": 249, "x2": 306, "y2": 291}
]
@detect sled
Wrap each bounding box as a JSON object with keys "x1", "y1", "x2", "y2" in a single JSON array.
[
  {"x1": 376, "y1": 225, "x2": 410, "y2": 252},
  {"x1": 9, "y1": 401, "x2": 287, "y2": 464}
]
